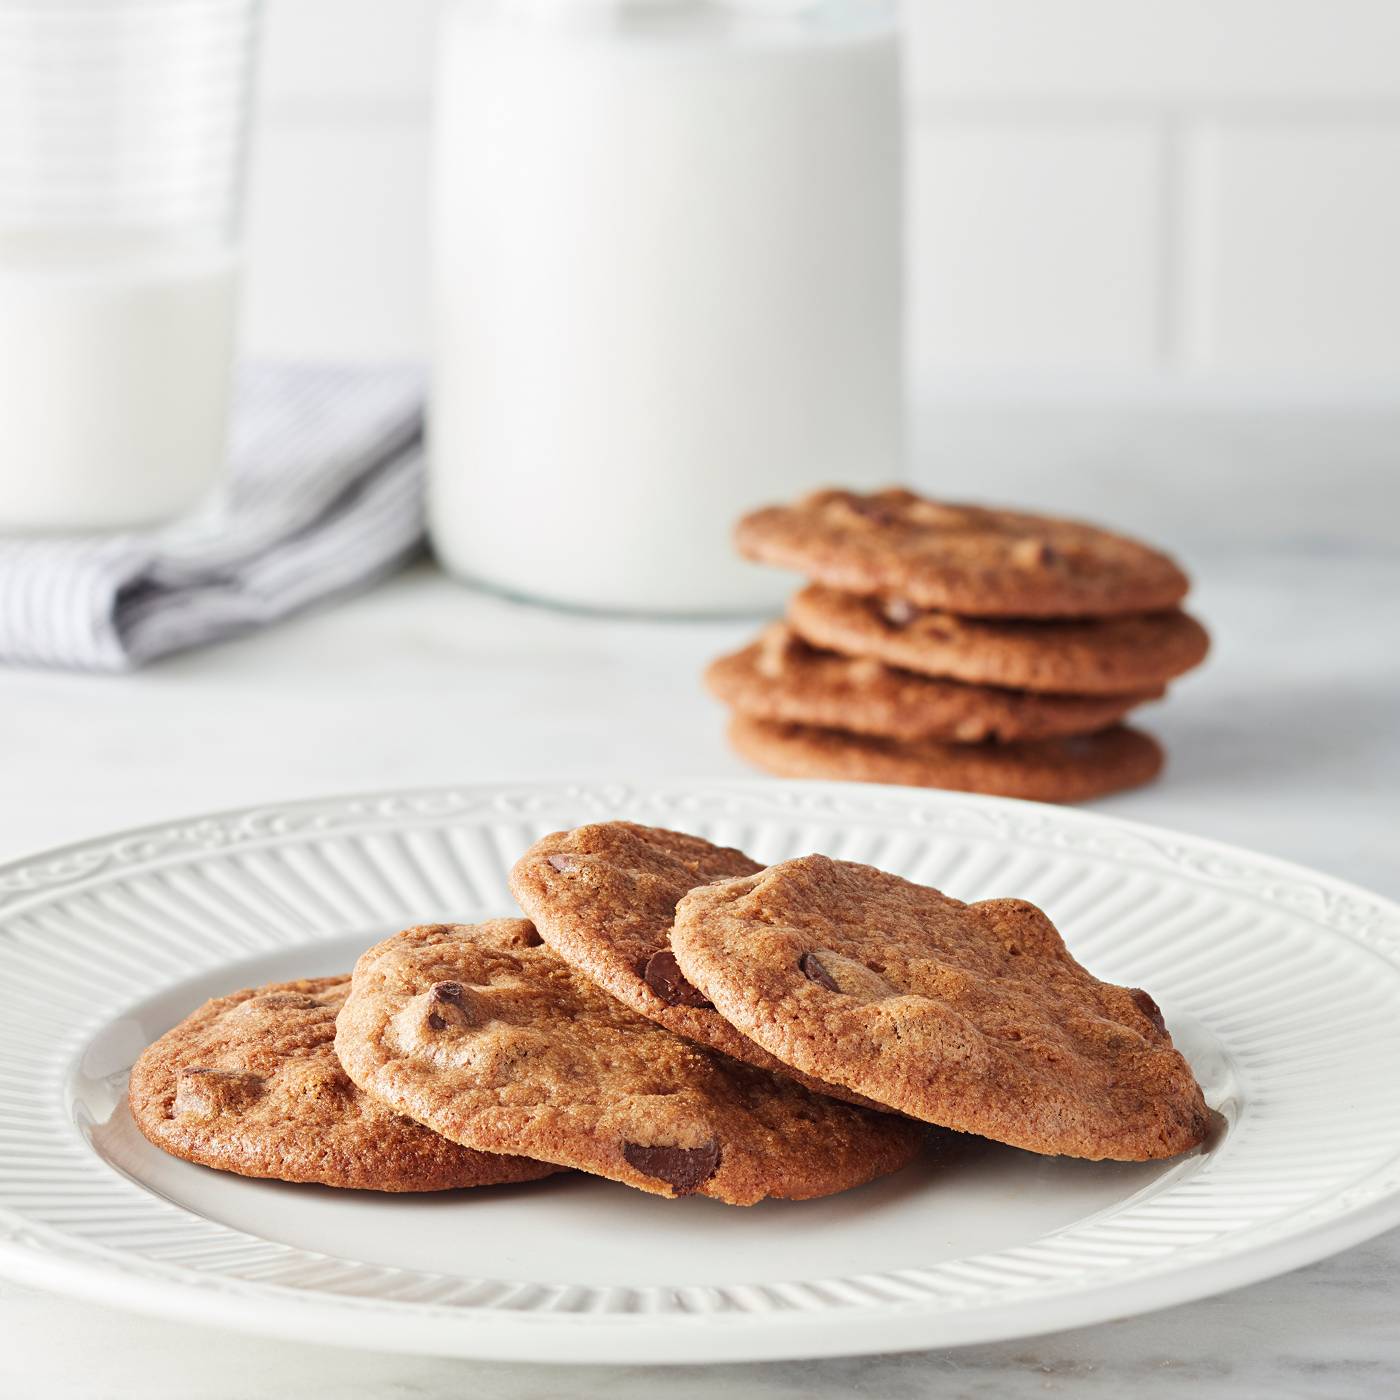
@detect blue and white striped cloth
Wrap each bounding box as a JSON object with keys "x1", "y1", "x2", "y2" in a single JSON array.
[{"x1": 0, "y1": 363, "x2": 426, "y2": 672}]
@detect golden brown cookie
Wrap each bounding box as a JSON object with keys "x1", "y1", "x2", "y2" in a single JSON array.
[
  {"x1": 128, "y1": 976, "x2": 555, "y2": 1191},
  {"x1": 707, "y1": 622, "x2": 1161, "y2": 742},
  {"x1": 335, "y1": 919, "x2": 926, "y2": 1205},
  {"x1": 509, "y1": 821, "x2": 879, "y2": 1108},
  {"x1": 789, "y1": 585, "x2": 1209, "y2": 696},
  {"x1": 671, "y1": 856, "x2": 1210, "y2": 1161},
  {"x1": 737, "y1": 488, "x2": 1190, "y2": 618},
  {"x1": 728, "y1": 715, "x2": 1164, "y2": 803}
]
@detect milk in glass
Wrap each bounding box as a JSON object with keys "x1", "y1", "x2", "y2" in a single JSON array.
[
  {"x1": 0, "y1": 0, "x2": 258, "y2": 532},
  {"x1": 0, "y1": 233, "x2": 238, "y2": 531},
  {"x1": 429, "y1": 0, "x2": 903, "y2": 613}
]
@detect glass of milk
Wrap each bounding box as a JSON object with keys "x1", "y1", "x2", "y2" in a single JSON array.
[
  {"x1": 429, "y1": 0, "x2": 903, "y2": 615},
  {"x1": 0, "y1": 0, "x2": 259, "y2": 532}
]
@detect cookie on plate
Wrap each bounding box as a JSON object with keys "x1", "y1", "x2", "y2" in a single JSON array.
[
  {"x1": 728, "y1": 715, "x2": 1164, "y2": 803},
  {"x1": 128, "y1": 976, "x2": 555, "y2": 1191},
  {"x1": 335, "y1": 919, "x2": 926, "y2": 1205},
  {"x1": 737, "y1": 488, "x2": 1190, "y2": 618},
  {"x1": 789, "y1": 585, "x2": 1209, "y2": 697},
  {"x1": 671, "y1": 856, "x2": 1210, "y2": 1161},
  {"x1": 510, "y1": 821, "x2": 879, "y2": 1107},
  {"x1": 707, "y1": 622, "x2": 1160, "y2": 742}
]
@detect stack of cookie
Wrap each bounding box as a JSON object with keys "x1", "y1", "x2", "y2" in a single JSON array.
[
  {"x1": 129, "y1": 821, "x2": 1211, "y2": 1206},
  {"x1": 708, "y1": 488, "x2": 1210, "y2": 802}
]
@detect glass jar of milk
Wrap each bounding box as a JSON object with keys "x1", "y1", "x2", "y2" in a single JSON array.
[
  {"x1": 0, "y1": 0, "x2": 259, "y2": 533},
  {"x1": 430, "y1": 0, "x2": 902, "y2": 614}
]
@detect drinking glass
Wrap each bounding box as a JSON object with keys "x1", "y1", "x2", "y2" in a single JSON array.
[{"x1": 0, "y1": 0, "x2": 261, "y2": 531}]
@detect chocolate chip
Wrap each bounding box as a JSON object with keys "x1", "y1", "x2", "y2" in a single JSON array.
[
  {"x1": 622, "y1": 1140, "x2": 721, "y2": 1195},
  {"x1": 547, "y1": 854, "x2": 573, "y2": 872},
  {"x1": 641, "y1": 949, "x2": 713, "y2": 1008},
  {"x1": 842, "y1": 496, "x2": 897, "y2": 527},
  {"x1": 798, "y1": 952, "x2": 840, "y2": 992},
  {"x1": 881, "y1": 598, "x2": 919, "y2": 628},
  {"x1": 427, "y1": 980, "x2": 474, "y2": 1030},
  {"x1": 1011, "y1": 537, "x2": 1058, "y2": 569},
  {"x1": 1130, "y1": 988, "x2": 1167, "y2": 1035}
]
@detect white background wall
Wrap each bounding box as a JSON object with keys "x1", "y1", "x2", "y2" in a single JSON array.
[{"x1": 242, "y1": 0, "x2": 1400, "y2": 400}]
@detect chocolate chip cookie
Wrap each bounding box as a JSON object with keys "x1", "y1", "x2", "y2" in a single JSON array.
[
  {"x1": 510, "y1": 821, "x2": 879, "y2": 1107},
  {"x1": 737, "y1": 488, "x2": 1191, "y2": 618},
  {"x1": 671, "y1": 856, "x2": 1210, "y2": 1161},
  {"x1": 789, "y1": 585, "x2": 1209, "y2": 696},
  {"x1": 129, "y1": 977, "x2": 555, "y2": 1191},
  {"x1": 335, "y1": 919, "x2": 925, "y2": 1204},
  {"x1": 708, "y1": 622, "x2": 1161, "y2": 742},
  {"x1": 728, "y1": 715, "x2": 1164, "y2": 802}
]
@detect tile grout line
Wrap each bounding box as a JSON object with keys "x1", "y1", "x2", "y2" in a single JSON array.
[
  {"x1": 1155, "y1": 112, "x2": 1187, "y2": 373},
  {"x1": 1174, "y1": 118, "x2": 1214, "y2": 377},
  {"x1": 906, "y1": 95, "x2": 1400, "y2": 126}
]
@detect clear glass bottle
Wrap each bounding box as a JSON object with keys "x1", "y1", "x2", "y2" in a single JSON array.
[
  {"x1": 429, "y1": 0, "x2": 903, "y2": 615},
  {"x1": 0, "y1": 0, "x2": 260, "y2": 532}
]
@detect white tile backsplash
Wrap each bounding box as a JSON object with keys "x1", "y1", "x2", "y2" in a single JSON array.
[
  {"x1": 911, "y1": 124, "x2": 1161, "y2": 374},
  {"x1": 239, "y1": 0, "x2": 1400, "y2": 392},
  {"x1": 1185, "y1": 122, "x2": 1400, "y2": 375},
  {"x1": 908, "y1": 0, "x2": 1400, "y2": 103},
  {"x1": 240, "y1": 114, "x2": 429, "y2": 360}
]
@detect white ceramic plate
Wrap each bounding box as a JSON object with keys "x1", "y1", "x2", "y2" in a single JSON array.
[{"x1": 2, "y1": 780, "x2": 1399, "y2": 1364}]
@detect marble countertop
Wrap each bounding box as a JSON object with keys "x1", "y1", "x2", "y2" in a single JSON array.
[{"x1": 1, "y1": 464, "x2": 1397, "y2": 1396}]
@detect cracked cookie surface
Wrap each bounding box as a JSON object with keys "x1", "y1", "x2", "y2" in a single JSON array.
[
  {"x1": 788, "y1": 586, "x2": 1209, "y2": 697},
  {"x1": 129, "y1": 976, "x2": 554, "y2": 1190},
  {"x1": 510, "y1": 821, "x2": 879, "y2": 1107},
  {"x1": 707, "y1": 622, "x2": 1161, "y2": 741},
  {"x1": 737, "y1": 488, "x2": 1191, "y2": 618},
  {"x1": 671, "y1": 856, "x2": 1210, "y2": 1161},
  {"x1": 335, "y1": 919, "x2": 925, "y2": 1205}
]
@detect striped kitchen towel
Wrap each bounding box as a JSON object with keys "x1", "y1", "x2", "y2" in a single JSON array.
[{"x1": 0, "y1": 363, "x2": 426, "y2": 672}]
